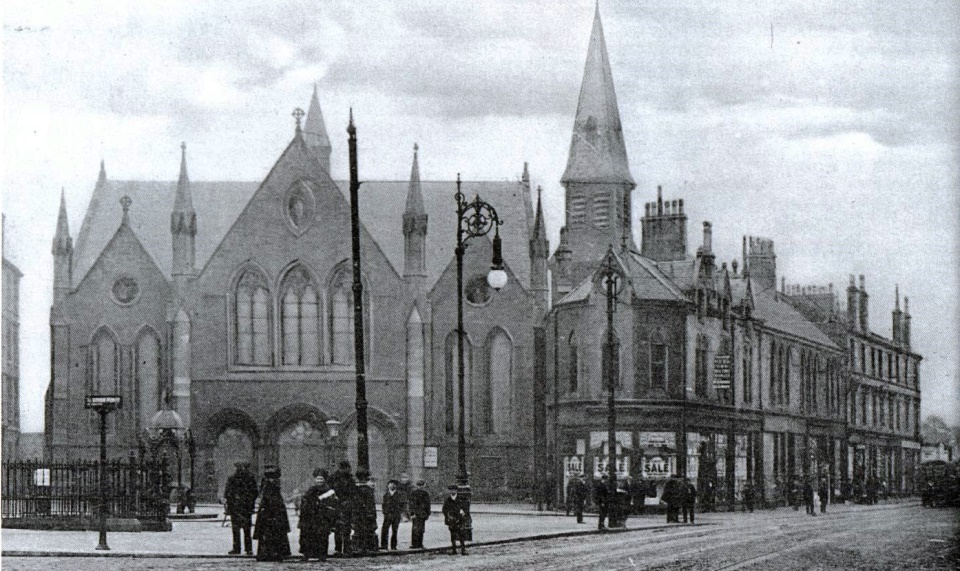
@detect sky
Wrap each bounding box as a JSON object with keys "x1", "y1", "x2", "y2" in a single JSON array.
[{"x1": 2, "y1": 0, "x2": 958, "y2": 432}]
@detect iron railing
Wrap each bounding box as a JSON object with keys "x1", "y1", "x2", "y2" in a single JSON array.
[{"x1": 2, "y1": 455, "x2": 169, "y2": 525}]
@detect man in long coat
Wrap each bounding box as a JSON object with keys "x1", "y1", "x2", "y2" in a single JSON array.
[
  {"x1": 682, "y1": 478, "x2": 697, "y2": 524},
  {"x1": 570, "y1": 475, "x2": 588, "y2": 524},
  {"x1": 662, "y1": 474, "x2": 683, "y2": 523},
  {"x1": 223, "y1": 461, "x2": 258, "y2": 555},
  {"x1": 380, "y1": 480, "x2": 403, "y2": 550},
  {"x1": 328, "y1": 461, "x2": 355, "y2": 557},
  {"x1": 253, "y1": 465, "x2": 291, "y2": 561},
  {"x1": 442, "y1": 484, "x2": 468, "y2": 555},
  {"x1": 409, "y1": 480, "x2": 431, "y2": 549},
  {"x1": 594, "y1": 474, "x2": 609, "y2": 530},
  {"x1": 298, "y1": 469, "x2": 338, "y2": 561}
]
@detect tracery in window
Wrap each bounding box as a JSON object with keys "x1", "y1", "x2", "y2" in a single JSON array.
[
  {"x1": 280, "y1": 266, "x2": 322, "y2": 366},
  {"x1": 327, "y1": 264, "x2": 370, "y2": 366},
  {"x1": 235, "y1": 269, "x2": 272, "y2": 366}
]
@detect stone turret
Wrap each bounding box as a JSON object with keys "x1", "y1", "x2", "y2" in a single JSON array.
[
  {"x1": 529, "y1": 184, "x2": 549, "y2": 315},
  {"x1": 304, "y1": 84, "x2": 332, "y2": 174},
  {"x1": 52, "y1": 189, "x2": 73, "y2": 305},
  {"x1": 746, "y1": 236, "x2": 776, "y2": 292},
  {"x1": 171, "y1": 143, "x2": 196, "y2": 303},
  {"x1": 403, "y1": 143, "x2": 428, "y2": 282}
]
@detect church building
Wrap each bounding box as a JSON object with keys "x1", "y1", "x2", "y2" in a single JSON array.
[{"x1": 46, "y1": 4, "x2": 921, "y2": 505}]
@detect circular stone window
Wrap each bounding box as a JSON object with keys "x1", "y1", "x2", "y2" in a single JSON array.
[
  {"x1": 285, "y1": 181, "x2": 316, "y2": 235},
  {"x1": 111, "y1": 276, "x2": 140, "y2": 305},
  {"x1": 465, "y1": 275, "x2": 491, "y2": 305}
]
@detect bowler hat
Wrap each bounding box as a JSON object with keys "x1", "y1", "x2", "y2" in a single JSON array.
[
  {"x1": 448, "y1": 484, "x2": 459, "y2": 491},
  {"x1": 264, "y1": 465, "x2": 281, "y2": 478}
]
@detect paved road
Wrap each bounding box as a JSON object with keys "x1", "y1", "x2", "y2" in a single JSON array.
[{"x1": 4, "y1": 504, "x2": 957, "y2": 570}]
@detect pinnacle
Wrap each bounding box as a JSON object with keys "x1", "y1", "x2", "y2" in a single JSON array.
[{"x1": 304, "y1": 84, "x2": 331, "y2": 150}]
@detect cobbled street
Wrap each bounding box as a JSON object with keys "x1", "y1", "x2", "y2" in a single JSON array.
[{"x1": 4, "y1": 503, "x2": 957, "y2": 571}]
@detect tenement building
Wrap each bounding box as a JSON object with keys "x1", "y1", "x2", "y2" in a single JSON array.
[
  {"x1": 45, "y1": 4, "x2": 921, "y2": 505},
  {"x1": 3, "y1": 217, "x2": 23, "y2": 461},
  {"x1": 783, "y1": 277, "x2": 922, "y2": 496}
]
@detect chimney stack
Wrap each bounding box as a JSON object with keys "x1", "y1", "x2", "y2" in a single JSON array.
[{"x1": 858, "y1": 274, "x2": 869, "y2": 333}]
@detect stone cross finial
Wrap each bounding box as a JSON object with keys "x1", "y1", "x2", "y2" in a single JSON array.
[
  {"x1": 120, "y1": 195, "x2": 132, "y2": 225},
  {"x1": 292, "y1": 107, "x2": 305, "y2": 131}
]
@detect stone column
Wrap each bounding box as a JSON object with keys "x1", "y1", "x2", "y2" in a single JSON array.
[{"x1": 406, "y1": 306, "x2": 425, "y2": 481}]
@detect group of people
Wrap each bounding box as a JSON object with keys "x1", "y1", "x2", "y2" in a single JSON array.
[
  {"x1": 787, "y1": 476, "x2": 831, "y2": 515},
  {"x1": 661, "y1": 474, "x2": 698, "y2": 523},
  {"x1": 223, "y1": 460, "x2": 470, "y2": 561}
]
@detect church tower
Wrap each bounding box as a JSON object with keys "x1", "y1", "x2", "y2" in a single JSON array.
[
  {"x1": 529, "y1": 184, "x2": 549, "y2": 317},
  {"x1": 52, "y1": 189, "x2": 73, "y2": 306},
  {"x1": 304, "y1": 84, "x2": 333, "y2": 174},
  {"x1": 560, "y1": 2, "x2": 635, "y2": 275}
]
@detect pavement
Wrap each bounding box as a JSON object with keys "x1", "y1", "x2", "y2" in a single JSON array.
[{"x1": 1, "y1": 499, "x2": 920, "y2": 559}]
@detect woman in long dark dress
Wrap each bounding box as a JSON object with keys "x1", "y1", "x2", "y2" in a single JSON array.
[
  {"x1": 298, "y1": 469, "x2": 338, "y2": 561},
  {"x1": 253, "y1": 465, "x2": 291, "y2": 561}
]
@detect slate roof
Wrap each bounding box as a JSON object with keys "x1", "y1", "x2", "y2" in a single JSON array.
[
  {"x1": 70, "y1": 175, "x2": 534, "y2": 290},
  {"x1": 555, "y1": 249, "x2": 688, "y2": 305},
  {"x1": 731, "y1": 277, "x2": 839, "y2": 349},
  {"x1": 561, "y1": 3, "x2": 634, "y2": 185}
]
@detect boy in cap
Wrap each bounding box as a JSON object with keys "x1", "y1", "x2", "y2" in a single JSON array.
[
  {"x1": 409, "y1": 480, "x2": 431, "y2": 549},
  {"x1": 441, "y1": 484, "x2": 468, "y2": 555}
]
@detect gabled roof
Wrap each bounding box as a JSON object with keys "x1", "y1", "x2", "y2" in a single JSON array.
[
  {"x1": 731, "y1": 277, "x2": 839, "y2": 349},
  {"x1": 555, "y1": 249, "x2": 688, "y2": 307},
  {"x1": 70, "y1": 173, "x2": 534, "y2": 290},
  {"x1": 72, "y1": 180, "x2": 258, "y2": 286},
  {"x1": 336, "y1": 179, "x2": 533, "y2": 288}
]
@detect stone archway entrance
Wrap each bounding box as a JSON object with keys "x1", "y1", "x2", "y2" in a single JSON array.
[
  {"x1": 212, "y1": 427, "x2": 255, "y2": 499},
  {"x1": 277, "y1": 419, "x2": 327, "y2": 499}
]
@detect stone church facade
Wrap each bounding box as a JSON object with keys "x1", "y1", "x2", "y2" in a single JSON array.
[{"x1": 46, "y1": 5, "x2": 921, "y2": 505}]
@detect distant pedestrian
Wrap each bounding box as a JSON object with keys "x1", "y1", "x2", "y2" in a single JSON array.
[
  {"x1": 381, "y1": 480, "x2": 403, "y2": 550},
  {"x1": 353, "y1": 471, "x2": 379, "y2": 555},
  {"x1": 298, "y1": 469, "x2": 338, "y2": 561},
  {"x1": 742, "y1": 480, "x2": 755, "y2": 513},
  {"x1": 818, "y1": 479, "x2": 829, "y2": 514},
  {"x1": 442, "y1": 484, "x2": 468, "y2": 555},
  {"x1": 662, "y1": 474, "x2": 683, "y2": 523},
  {"x1": 398, "y1": 473, "x2": 412, "y2": 522},
  {"x1": 409, "y1": 480, "x2": 431, "y2": 549},
  {"x1": 253, "y1": 465, "x2": 291, "y2": 562},
  {"x1": 609, "y1": 480, "x2": 630, "y2": 528},
  {"x1": 594, "y1": 474, "x2": 609, "y2": 530},
  {"x1": 223, "y1": 461, "x2": 258, "y2": 556},
  {"x1": 803, "y1": 479, "x2": 816, "y2": 516},
  {"x1": 329, "y1": 461, "x2": 355, "y2": 557},
  {"x1": 570, "y1": 475, "x2": 588, "y2": 524},
  {"x1": 682, "y1": 479, "x2": 697, "y2": 524}
]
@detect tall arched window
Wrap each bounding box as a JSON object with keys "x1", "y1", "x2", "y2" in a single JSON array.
[
  {"x1": 135, "y1": 329, "x2": 161, "y2": 427},
  {"x1": 280, "y1": 266, "x2": 322, "y2": 366},
  {"x1": 488, "y1": 329, "x2": 512, "y2": 434},
  {"x1": 445, "y1": 331, "x2": 472, "y2": 435},
  {"x1": 235, "y1": 269, "x2": 272, "y2": 366},
  {"x1": 568, "y1": 332, "x2": 579, "y2": 394},
  {"x1": 328, "y1": 264, "x2": 370, "y2": 366},
  {"x1": 89, "y1": 328, "x2": 119, "y2": 394}
]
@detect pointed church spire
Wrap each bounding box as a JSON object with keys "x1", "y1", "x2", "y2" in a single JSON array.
[
  {"x1": 174, "y1": 142, "x2": 193, "y2": 212},
  {"x1": 304, "y1": 84, "x2": 333, "y2": 173},
  {"x1": 532, "y1": 186, "x2": 548, "y2": 249},
  {"x1": 403, "y1": 143, "x2": 428, "y2": 280},
  {"x1": 97, "y1": 159, "x2": 107, "y2": 187},
  {"x1": 405, "y1": 143, "x2": 425, "y2": 215},
  {"x1": 53, "y1": 188, "x2": 72, "y2": 255},
  {"x1": 561, "y1": 2, "x2": 633, "y2": 185}
]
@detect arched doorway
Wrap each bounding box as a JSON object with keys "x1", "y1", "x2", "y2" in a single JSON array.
[
  {"x1": 212, "y1": 427, "x2": 255, "y2": 499},
  {"x1": 276, "y1": 419, "x2": 327, "y2": 499}
]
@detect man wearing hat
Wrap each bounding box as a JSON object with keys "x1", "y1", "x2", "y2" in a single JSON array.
[
  {"x1": 223, "y1": 461, "x2": 258, "y2": 555},
  {"x1": 380, "y1": 479, "x2": 403, "y2": 550},
  {"x1": 441, "y1": 484, "x2": 468, "y2": 555},
  {"x1": 408, "y1": 480, "x2": 431, "y2": 549}
]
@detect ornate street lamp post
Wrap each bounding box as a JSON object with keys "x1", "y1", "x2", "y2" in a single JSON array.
[
  {"x1": 598, "y1": 247, "x2": 624, "y2": 525},
  {"x1": 454, "y1": 174, "x2": 507, "y2": 541},
  {"x1": 85, "y1": 394, "x2": 122, "y2": 551},
  {"x1": 346, "y1": 110, "x2": 377, "y2": 531}
]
